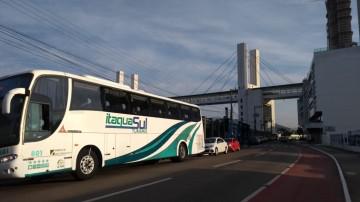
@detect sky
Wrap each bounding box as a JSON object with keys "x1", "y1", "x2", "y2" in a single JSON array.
[{"x1": 0, "y1": 0, "x2": 359, "y2": 128}]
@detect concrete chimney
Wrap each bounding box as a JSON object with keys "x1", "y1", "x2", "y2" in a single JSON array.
[
  {"x1": 116, "y1": 70, "x2": 124, "y2": 85},
  {"x1": 131, "y1": 73, "x2": 139, "y2": 90}
]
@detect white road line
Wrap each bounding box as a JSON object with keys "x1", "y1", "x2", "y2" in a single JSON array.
[
  {"x1": 241, "y1": 149, "x2": 302, "y2": 202},
  {"x1": 213, "y1": 160, "x2": 243, "y2": 168},
  {"x1": 82, "y1": 177, "x2": 172, "y2": 202},
  {"x1": 254, "y1": 152, "x2": 267, "y2": 157},
  {"x1": 309, "y1": 146, "x2": 352, "y2": 202},
  {"x1": 280, "y1": 168, "x2": 290, "y2": 175},
  {"x1": 241, "y1": 187, "x2": 266, "y2": 202},
  {"x1": 265, "y1": 175, "x2": 281, "y2": 186}
]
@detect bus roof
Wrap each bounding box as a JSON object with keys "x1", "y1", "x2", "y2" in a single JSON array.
[{"x1": 2, "y1": 69, "x2": 199, "y2": 108}]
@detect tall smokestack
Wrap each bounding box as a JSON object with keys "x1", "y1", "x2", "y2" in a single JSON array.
[
  {"x1": 131, "y1": 73, "x2": 139, "y2": 90},
  {"x1": 116, "y1": 70, "x2": 124, "y2": 85}
]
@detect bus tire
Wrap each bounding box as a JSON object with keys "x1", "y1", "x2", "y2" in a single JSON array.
[
  {"x1": 74, "y1": 148, "x2": 99, "y2": 180},
  {"x1": 171, "y1": 143, "x2": 187, "y2": 162}
]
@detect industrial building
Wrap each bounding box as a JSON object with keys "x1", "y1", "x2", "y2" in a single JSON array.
[
  {"x1": 326, "y1": 0, "x2": 354, "y2": 49},
  {"x1": 298, "y1": 46, "x2": 360, "y2": 144},
  {"x1": 298, "y1": 0, "x2": 360, "y2": 147}
]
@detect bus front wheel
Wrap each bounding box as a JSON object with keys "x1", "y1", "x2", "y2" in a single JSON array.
[{"x1": 74, "y1": 148, "x2": 99, "y2": 180}]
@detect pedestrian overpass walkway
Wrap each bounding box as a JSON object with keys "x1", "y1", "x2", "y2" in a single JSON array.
[{"x1": 172, "y1": 83, "x2": 303, "y2": 105}]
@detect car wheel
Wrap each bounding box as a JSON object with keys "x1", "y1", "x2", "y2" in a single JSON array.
[
  {"x1": 74, "y1": 148, "x2": 99, "y2": 180},
  {"x1": 214, "y1": 147, "x2": 218, "y2": 156}
]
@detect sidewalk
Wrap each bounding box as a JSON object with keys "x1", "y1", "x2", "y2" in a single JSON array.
[{"x1": 317, "y1": 145, "x2": 360, "y2": 202}]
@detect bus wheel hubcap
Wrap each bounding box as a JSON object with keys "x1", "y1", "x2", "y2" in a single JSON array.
[
  {"x1": 180, "y1": 146, "x2": 186, "y2": 158},
  {"x1": 80, "y1": 155, "x2": 95, "y2": 175}
]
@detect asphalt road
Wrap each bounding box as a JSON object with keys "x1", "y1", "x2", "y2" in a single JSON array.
[{"x1": 0, "y1": 143, "x2": 309, "y2": 202}]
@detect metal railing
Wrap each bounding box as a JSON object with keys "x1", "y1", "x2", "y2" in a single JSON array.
[{"x1": 314, "y1": 42, "x2": 359, "y2": 53}]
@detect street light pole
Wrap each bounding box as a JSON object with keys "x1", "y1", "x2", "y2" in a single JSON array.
[{"x1": 253, "y1": 105, "x2": 262, "y2": 136}]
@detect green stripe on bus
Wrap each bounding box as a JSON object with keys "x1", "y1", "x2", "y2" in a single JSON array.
[
  {"x1": 150, "y1": 123, "x2": 197, "y2": 159},
  {"x1": 105, "y1": 121, "x2": 188, "y2": 166},
  {"x1": 25, "y1": 168, "x2": 72, "y2": 178},
  {"x1": 189, "y1": 125, "x2": 201, "y2": 155}
]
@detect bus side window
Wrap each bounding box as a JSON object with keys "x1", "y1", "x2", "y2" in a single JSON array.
[
  {"x1": 167, "y1": 102, "x2": 180, "y2": 120},
  {"x1": 102, "y1": 88, "x2": 130, "y2": 114},
  {"x1": 25, "y1": 76, "x2": 68, "y2": 142},
  {"x1": 150, "y1": 98, "x2": 166, "y2": 118},
  {"x1": 180, "y1": 105, "x2": 191, "y2": 121},
  {"x1": 191, "y1": 107, "x2": 201, "y2": 122},
  {"x1": 70, "y1": 81, "x2": 102, "y2": 111},
  {"x1": 130, "y1": 94, "x2": 149, "y2": 116}
]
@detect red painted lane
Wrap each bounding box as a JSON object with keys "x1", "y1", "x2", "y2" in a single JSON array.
[{"x1": 249, "y1": 147, "x2": 344, "y2": 202}]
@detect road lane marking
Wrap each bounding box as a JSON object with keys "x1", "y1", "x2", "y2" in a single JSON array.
[
  {"x1": 254, "y1": 152, "x2": 267, "y2": 157},
  {"x1": 212, "y1": 160, "x2": 242, "y2": 168},
  {"x1": 345, "y1": 171, "x2": 357, "y2": 176},
  {"x1": 265, "y1": 175, "x2": 281, "y2": 186},
  {"x1": 241, "y1": 187, "x2": 266, "y2": 202},
  {"x1": 310, "y1": 146, "x2": 352, "y2": 202},
  {"x1": 241, "y1": 149, "x2": 302, "y2": 202},
  {"x1": 82, "y1": 177, "x2": 172, "y2": 202}
]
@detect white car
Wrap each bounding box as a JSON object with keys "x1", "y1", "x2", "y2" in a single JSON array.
[{"x1": 205, "y1": 137, "x2": 228, "y2": 155}]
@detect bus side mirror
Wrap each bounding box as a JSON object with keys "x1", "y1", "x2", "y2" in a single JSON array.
[{"x1": 2, "y1": 88, "x2": 28, "y2": 114}]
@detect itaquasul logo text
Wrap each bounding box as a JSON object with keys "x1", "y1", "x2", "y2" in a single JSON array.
[{"x1": 105, "y1": 113, "x2": 147, "y2": 133}]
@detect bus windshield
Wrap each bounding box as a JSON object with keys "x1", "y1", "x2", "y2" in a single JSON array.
[{"x1": 0, "y1": 73, "x2": 33, "y2": 147}]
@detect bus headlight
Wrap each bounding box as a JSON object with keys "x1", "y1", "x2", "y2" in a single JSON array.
[{"x1": 0, "y1": 154, "x2": 18, "y2": 164}]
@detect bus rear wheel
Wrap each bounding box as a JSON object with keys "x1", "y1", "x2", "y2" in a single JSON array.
[
  {"x1": 74, "y1": 148, "x2": 99, "y2": 180},
  {"x1": 171, "y1": 143, "x2": 187, "y2": 162}
]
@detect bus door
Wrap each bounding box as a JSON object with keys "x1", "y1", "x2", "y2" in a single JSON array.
[
  {"x1": 104, "y1": 134, "x2": 115, "y2": 159},
  {"x1": 116, "y1": 132, "x2": 131, "y2": 157},
  {"x1": 22, "y1": 76, "x2": 72, "y2": 174}
]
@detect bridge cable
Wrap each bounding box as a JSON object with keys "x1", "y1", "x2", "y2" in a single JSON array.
[
  {"x1": 190, "y1": 51, "x2": 236, "y2": 94},
  {"x1": 203, "y1": 56, "x2": 237, "y2": 93}
]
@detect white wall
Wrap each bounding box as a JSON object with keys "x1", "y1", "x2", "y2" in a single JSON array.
[
  {"x1": 245, "y1": 89, "x2": 263, "y2": 131},
  {"x1": 314, "y1": 46, "x2": 360, "y2": 134}
]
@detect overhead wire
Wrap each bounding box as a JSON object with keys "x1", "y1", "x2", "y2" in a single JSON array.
[
  {"x1": 4, "y1": 0, "x2": 179, "y2": 86},
  {"x1": 0, "y1": 23, "x2": 178, "y2": 96}
]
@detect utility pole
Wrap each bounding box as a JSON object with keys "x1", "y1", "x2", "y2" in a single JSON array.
[
  {"x1": 253, "y1": 105, "x2": 261, "y2": 136},
  {"x1": 358, "y1": 0, "x2": 360, "y2": 41},
  {"x1": 230, "y1": 89, "x2": 233, "y2": 137}
]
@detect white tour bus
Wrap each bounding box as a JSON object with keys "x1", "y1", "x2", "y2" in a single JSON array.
[{"x1": 0, "y1": 70, "x2": 205, "y2": 180}]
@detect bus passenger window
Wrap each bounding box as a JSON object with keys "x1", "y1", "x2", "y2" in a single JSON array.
[
  {"x1": 150, "y1": 98, "x2": 166, "y2": 118},
  {"x1": 71, "y1": 81, "x2": 102, "y2": 111},
  {"x1": 180, "y1": 105, "x2": 191, "y2": 121},
  {"x1": 191, "y1": 107, "x2": 201, "y2": 122},
  {"x1": 103, "y1": 88, "x2": 130, "y2": 114},
  {"x1": 167, "y1": 102, "x2": 180, "y2": 120},
  {"x1": 130, "y1": 94, "x2": 149, "y2": 116}
]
